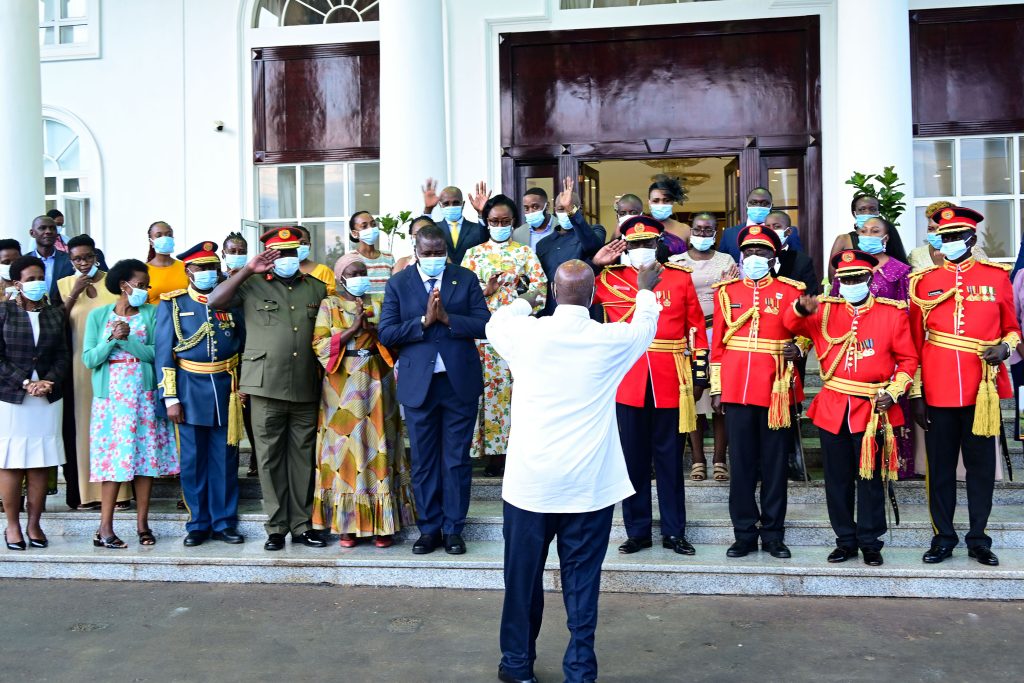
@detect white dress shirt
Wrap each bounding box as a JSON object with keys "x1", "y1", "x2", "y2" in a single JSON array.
[
  {"x1": 417, "y1": 265, "x2": 447, "y2": 373},
  {"x1": 486, "y1": 289, "x2": 661, "y2": 513}
]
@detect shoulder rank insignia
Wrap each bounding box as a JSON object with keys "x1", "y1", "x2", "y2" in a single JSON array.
[
  {"x1": 603, "y1": 263, "x2": 627, "y2": 271},
  {"x1": 711, "y1": 277, "x2": 740, "y2": 290},
  {"x1": 776, "y1": 276, "x2": 807, "y2": 291},
  {"x1": 875, "y1": 296, "x2": 908, "y2": 309},
  {"x1": 909, "y1": 265, "x2": 938, "y2": 280},
  {"x1": 160, "y1": 289, "x2": 187, "y2": 300},
  {"x1": 819, "y1": 295, "x2": 844, "y2": 305},
  {"x1": 977, "y1": 259, "x2": 1012, "y2": 272},
  {"x1": 664, "y1": 262, "x2": 693, "y2": 273}
]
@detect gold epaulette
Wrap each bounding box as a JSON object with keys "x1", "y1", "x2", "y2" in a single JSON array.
[
  {"x1": 909, "y1": 265, "x2": 938, "y2": 281},
  {"x1": 603, "y1": 264, "x2": 627, "y2": 271},
  {"x1": 776, "y1": 276, "x2": 806, "y2": 291},
  {"x1": 875, "y1": 296, "x2": 908, "y2": 310},
  {"x1": 160, "y1": 289, "x2": 187, "y2": 300},
  {"x1": 711, "y1": 277, "x2": 739, "y2": 289},
  {"x1": 664, "y1": 262, "x2": 693, "y2": 273},
  {"x1": 977, "y1": 259, "x2": 1012, "y2": 272},
  {"x1": 820, "y1": 295, "x2": 844, "y2": 305}
]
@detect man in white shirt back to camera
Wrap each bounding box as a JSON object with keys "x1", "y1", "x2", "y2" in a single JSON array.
[{"x1": 486, "y1": 257, "x2": 663, "y2": 683}]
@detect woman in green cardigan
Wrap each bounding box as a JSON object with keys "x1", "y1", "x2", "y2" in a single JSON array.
[{"x1": 83, "y1": 259, "x2": 178, "y2": 549}]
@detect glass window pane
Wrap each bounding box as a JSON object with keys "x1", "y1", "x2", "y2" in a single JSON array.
[
  {"x1": 301, "y1": 164, "x2": 345, "y2": 217},
  {"x1": 768, "y1": 168, "x2": 799, "y2": 207},
  {"x1": 44, "y1": 177, "x2": 57, "y2": 195},
  {"x1": 39, "y1": 0, "x2": 57, "y2": 22},
  {"x1": 44, "y1": 119, "x2": 75, "y2": 159},
  {"x1": 59, "y1": 24, "x2": 88, "y2": 44},
  {"x1": 39, "y1": 27, "x2": 55, "y2": 46},
  {"x1": 43, "y1": 156, "x2": 59, "y2": 174},
  {"x1": 61, "y1": 0, "x2": 87, "y2": 18},
  {"x1": 353, "y1": 163, "x2": 380, "y2": 216},
  {"x1": 302, "y1": 221, "x2": 349, "y2": 267},
  {"x1": 961, "y1": 137, "x2": 1012, "y2": 196},
  {"x1": 914, "y1": 206, "x2": 929, "y2": 245},
  {"x1": 45, "y1": 199, "x2": 57, "y2": 213},
  {"x1": 57, "y1": 138, "x2": 79, "y2": 170},
  {"x1": 63, "y1": 177, "x2": 80, "y2": 193},
  {"x1": 1019, "y1": 137, "x2": 1024, "y2": 193},
  {"x1": 64, "y1": 197, "x2": 90, "y2": 236},
  {"x1": 283, "y1": 0, "x2": 330, "y2": 25},
  {"x1": 913, "y1": 139, "x2": 954, "y2": 197},
  {"x1": 258, "y1": 166, "x2": 297, "y2": 220},
  {"x1": 963, "y1": 199, "x2": 1014, "y2": 258}
]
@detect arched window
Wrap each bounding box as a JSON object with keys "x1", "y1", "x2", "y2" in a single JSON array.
[
  {"x1": 42, "y1": 116, "x2": 94, "y2": 238},
  {"x1": 254, "y1": 0, "x2": 379, "y2": 28}
]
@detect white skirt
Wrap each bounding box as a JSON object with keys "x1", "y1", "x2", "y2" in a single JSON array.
[{"x1": 0, "y1": 396, "x2": 65, "y2": 469}]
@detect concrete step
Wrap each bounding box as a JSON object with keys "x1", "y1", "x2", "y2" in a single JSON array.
[
  {"x1": 2, "y1": 536, "x2": 1021, "y2": 600},
  {"x1": 26, "y1": 499, "x2": 1024, "y2": 549}
]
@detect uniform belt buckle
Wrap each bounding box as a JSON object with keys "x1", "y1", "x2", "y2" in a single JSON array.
[{"x1": 356, "y1": 349, "x2": 371, "y2": 358}]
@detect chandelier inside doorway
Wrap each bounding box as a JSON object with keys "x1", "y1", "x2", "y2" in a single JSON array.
[{"x1": 642, "y1": 158, "x2": 712, "y2": 200}]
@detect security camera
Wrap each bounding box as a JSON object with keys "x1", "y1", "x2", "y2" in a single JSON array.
[{"x1": 214, "y1": 120, "x2": 224, "y2": 132}]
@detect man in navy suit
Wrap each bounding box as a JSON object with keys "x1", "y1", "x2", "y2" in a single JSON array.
[
  {"x1": 720, "y1": 187, "x2": 803, "y2": 263},
  {"x1": 379, "y1": 224, "x2": 491, "y2": 555},
  {"x1": 420, "y1": 177, "x2": 490, "y2": 265},
  {"x1": 28, "y1": 216, "x2": 74, "y2": 302}
]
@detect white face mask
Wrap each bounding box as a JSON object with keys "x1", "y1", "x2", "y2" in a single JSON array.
[
  {"x1": 627, "y1": 248, "x2": 657, "y2": 269},
  {"x1": 0, "y1": 264, "x2": 10, "y2": 281}
]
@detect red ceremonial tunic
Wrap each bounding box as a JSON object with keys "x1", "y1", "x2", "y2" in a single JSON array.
[
  {"x1": 783, "y1": 296, "x2": 918, "y2": 434},
  {"x1": 594, "y1": 263, "x2": 707, "y2": 408},
  {"x1": 710, "y1": 275, "x2": 805, "y2": 408},
  {"x1": 909, "y1": 258, "x2": 1021, "y2": 407}
]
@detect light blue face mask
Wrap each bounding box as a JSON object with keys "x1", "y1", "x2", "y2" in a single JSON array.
[
  {"x1": 223, "y1": 254, "x2": 247, "y2": 270},
  {"x1": 490, "y1": 226, "x2": 512, "y2": 242},
  {"x1": 525, "y1": 206, "x2": 547, "y2": 228},
  {"x1": 296, "y1": 245, "x2": 311, "y2": 262},
  {"x1": 747, "y1": 205, "x2": 771, "y2": 224},
  {"x1": 152, "y1": 236, "x2": 175, "y2": 254},
  {"x1": 742, "y1": 255, "x2": 771, "y2": 280},
  {"x1": 126, "y1": 286, "x2": 148, "y2": 308},
  {"x1": 20, "y1": 280, "x2": 48, "y2": 302},
  {"x1": 858, "y1": 235, "x2": 885, "y2": 255},
  {"x1": 556, "y1": 212, "x2": 572, "y2": 229},
  {"x1": 442, "y1": 205, "x2": 463, "y2": 223},
  {"x1": 690, "y1": 235, "x2": 715, "y2": 252},
  {"x1": 854, "y1": 213, "x2": 880, "y2": 229},
  {"x1": 342, "y1": 276, "x2": 371, "y2": 297},
  {"x1": 79, "y1": 263, "x2": 99, "y2": 279},
  {"x1": 358, "y1": 227, "x2": 380, "y2": 245},
  {"x1": 926, "y1": 233, "x2": 943, "y2": 250},
  {"x1": 650, "y1": 204, "x2": 674, "y2": 221},
  {"x1": 940, "y1": 239, "x2": 969, "y2": 261},
  {"x1": 191, "y1": 269, "x2": 220, "y2": 291},
  {"x1": 273, "y1": 256, "x2": 300, "y2": 278},
  {"x1": 839, "y1": 281, "x2": 871, "y2": 304},
  {"x1": 419, "y1": 256, "x2": 446, "y2": 277}
]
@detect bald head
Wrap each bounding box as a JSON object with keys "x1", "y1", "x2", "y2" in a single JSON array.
[
  {"x1": 438, "y1": 186, "x2": 463, "y2": 207},
  {"x1": 553, "y1": 259, "x2": 595, "y2": 307}
]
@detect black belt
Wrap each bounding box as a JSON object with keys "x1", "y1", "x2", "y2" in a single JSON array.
[{"x1": 343, "y1": 348, "x2": 379, "y2": 358}]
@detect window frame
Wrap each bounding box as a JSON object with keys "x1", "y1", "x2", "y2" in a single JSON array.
[
  {"x1": 39, "y1": 0, "x2": 101, "y2": 62},
  {"x1": 253, "y1": 0, "x2": 380, "y2": 28}
]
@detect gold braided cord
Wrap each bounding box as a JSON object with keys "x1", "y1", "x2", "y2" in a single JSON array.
[
  {"x1": 599, "y1": 268, "x2": 638, "y2": 321},
  {"x1": 171, "y1": 297, "x2": 214, "y2": 353},
  {"x1": 717, "y1": 286, "x2": 758, "y2": 345},
  {"x1": 816, "y1": 302, "x2": 855, "y2": 382}
]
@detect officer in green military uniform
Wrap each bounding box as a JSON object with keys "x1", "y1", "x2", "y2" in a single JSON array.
[{"x1": 207, "y1": 227, "x2": 327, "y2": 551}]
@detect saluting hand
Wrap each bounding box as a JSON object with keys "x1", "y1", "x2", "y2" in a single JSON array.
[
  {"x1": 592, "y1": 239, "x2": 627, "y2": 268},
  {"x1": 247, "y1": 249, "x2": 279, "y2": 275}
]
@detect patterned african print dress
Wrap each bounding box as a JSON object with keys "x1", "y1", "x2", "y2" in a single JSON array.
[
  {"x1": 463, "y1": 240, "x2": 548, "y2": 459},
  {"x1": 311, "y1": 296, "x2": 416, "y2": 537}
]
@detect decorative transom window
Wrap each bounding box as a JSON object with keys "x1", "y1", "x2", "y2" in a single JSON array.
[
  {"x1": 39, "y1": 0, "x2": 99, "y2": 61},
  {"x1": 913, "y1": 134, "x2": 1024, "y2": 260},
  {"x1": 254, "y1": 0, "x2": 379, "y2": 28},
  {"x1": 43, "y1": 117, "x2": 91, "y2": 238},
  {"x1": 560, "y1": 0, "x2": 722, "y2": 8}
]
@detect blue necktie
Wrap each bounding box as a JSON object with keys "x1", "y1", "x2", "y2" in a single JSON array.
[{"x1": 425, "y1": 278, "x2": 437, "y2": 294}]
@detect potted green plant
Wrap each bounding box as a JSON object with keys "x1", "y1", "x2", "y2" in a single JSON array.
[
  {"x1": 377, "y1": 210, "x2": 414, "y2": 255},
  {"x1": 845, "y1": 166, "x2": 907, "y2": 226}
]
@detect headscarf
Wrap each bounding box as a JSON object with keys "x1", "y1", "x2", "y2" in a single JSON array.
[{"x1": 333, "y1": 252, "x2": 363, "y2": 282}]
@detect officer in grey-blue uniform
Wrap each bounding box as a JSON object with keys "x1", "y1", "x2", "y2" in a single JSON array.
[{"x1": 156, "y1": 241, "x2": 245, "y2": 547}]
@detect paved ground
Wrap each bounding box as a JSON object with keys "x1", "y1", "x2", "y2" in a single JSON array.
[{"x1": 1, "y1": 580, "x2": 1021, "y2": 682}]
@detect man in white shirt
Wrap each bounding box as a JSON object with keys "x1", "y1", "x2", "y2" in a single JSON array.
[{"x1": 486, "y1": 258, "x2": 662, "y2": 683}]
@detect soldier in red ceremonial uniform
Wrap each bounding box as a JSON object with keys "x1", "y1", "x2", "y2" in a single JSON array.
[
  {"x1": 594, "y1": 216, "x2": 709, "y2": 556},
  {"x1": 909, "y1": 206, "x2": 1021, "y2": 567},
  {"x1": 710, "y1": 224, "x2": 805, "y2": 559},
  {"x1": 783, "y1": 250, "x2": 918, "y2": 566}
]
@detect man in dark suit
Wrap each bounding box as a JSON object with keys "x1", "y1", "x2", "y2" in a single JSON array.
[
  {"x1": 378, "y1": 225, "x2": 491, "y2": 555},
  {"x1": 420, "y1": 178, "x2": 490, "y2": 265},
  {"x1": 511, "y1": 187, "x2": 555, "y2": 251},
  {"x1": 720, "y1": 187, "x2": 804, "y2": 263},
  {"x1": 27, "y1": 216, "x2": 74, "y2": 302},
  {"x1": 766, "y1": 211, "x2": 819, "y2": 295}
]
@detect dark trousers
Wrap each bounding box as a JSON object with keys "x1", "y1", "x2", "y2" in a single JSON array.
[
  {"x1": 500, "y1": 502, "x2": 613, "y2": 683},
  {"x1": 725, "y1": 403, "x2": 789, "y2": 544},
  {"x1": 249, "y1": 396, "x2": 317, "y2": 536},
  {"x1": 178, "y1": 423, "x2": 239, "y2": 533},
  {"x1": 925, "y1": 405, "x2": 996, "y2": 549},
  {"x1": 616, "y1": 384, "x2": 686, "y2": 538},
  {"x1": 61, "y1": 375, "x2": 80, "y2": 509},
  {"x1": 818, "y1": 422, "x2": 886, "y2": 551},
  {"x1": 403, "y1": 373, "x2": 476, "y2": 536}
]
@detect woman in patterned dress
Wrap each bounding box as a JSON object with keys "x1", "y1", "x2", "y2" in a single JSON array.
[
  {"x1": 311, "y1": 253, "x2": 416, "y2": 548},
  {"x1": 83, "y1": 259, "x2": 179, "y2": 549},
  {"x1": 464, "y1": 194, "x2": 548, "y2": 476}
]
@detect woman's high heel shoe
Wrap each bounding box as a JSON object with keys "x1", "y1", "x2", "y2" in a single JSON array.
[
  {"x1": 29, "y1": 534, "x2": 48, "y2": 549},
  {"x1": 5, "y1": 529, "x2": 26, "y2": 551}
]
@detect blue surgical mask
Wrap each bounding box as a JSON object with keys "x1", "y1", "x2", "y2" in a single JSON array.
[
  {"x1": 854, "y1": 213, "x2": 879, "y2": 229},
  {"x1": 747, "y1": 205, "x2": 771, "y2": 224},
  {"x1": 223, "y1": 254, "x2": 247, "y2": 270},
  {"x1": 191, "y1": 270, "x2": 220, "y2": 291},
  {"x1": 926, "y1": 233, "x2": 943, "y2": 250},
  {"x1": 742, "y1": 255, "x2": 771, "y2": 280},
  {"x1": 839, "y1": 281, "x2": 871, "y2": 304},
  {"x1": 442, "y1": 205, "x2": 463, "y2": 223},
  {"x1": 273, "y1": 256, "x2": 300, "y2": 278},
  {"x1": 774, "y1": 228, "x2": 788, "y2": 246},
  {"x1": 127, "y1": 286, "x2": 148, "y2": 307},
  {"x1": 342, "y1": 276, "x2": 371, "y2": 297},
  {"x1": 359, "y1": 227, "x2": 379, "y2": 245},
  {"x1": 0, "y1": 264, "x2": 10, "y2": 281},
  {"x1": 490, "y1": 226, "x2": 512, "y2": 242},
  {"x1": 79, "y1": 264, "x2": 99, "y2": 279},
  {"x1": 650, "y1": 204, "x2": 674, "y2": 221},
  {"x1": 152, "y1": 236, "x2": 175, "y2": 254},
  {"x1": 20, "y1": 280, "x2": 48, "y2": 302},
  {"x1": 858, "y1": 235, "x2": 885, "y2": 255},
  {"x1": 690, "y1": 235, "x2": 715, "y2": 252},
  {"x1": 419, "y1": 256, "x2": 446, "y2": 277},
  {"x1": 525, "y1": 206, "x2": 547, "y2": 228},
  {"x1": 556, "y1": 212, "x2": 572, "y2": 229},
  {"x1": 940, "y1": 239, "x2": 969, "y2": 261},
  {"x1": 296, "y1": 245, "x2": 311, "y2": 262}
]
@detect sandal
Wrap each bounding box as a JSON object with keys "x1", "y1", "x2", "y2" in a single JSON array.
[
  {"x1": 93, "y1": 532, "x2": 127, "y2": 549},
  {"x1": 115, "y1": 501, "x2": 132, "y2": 511},
  {"x1": 339, "y1": 534, "x2": 358, "y2": 548},
  {"x1": 77, "y1": 502, "x2": 101, "y2": 511},
  {"x1": 690, "y1": 463, "x2": 707, "y2": 481},
  {"x1": 713, "y1": 463, "x2": 730, "y2": 481},
  {"x1": 137, "y1": 529, "x2": 156, "y2": 546},
  {"x1": 374, "y1": 535, "x2": 393, "y2": 548}
]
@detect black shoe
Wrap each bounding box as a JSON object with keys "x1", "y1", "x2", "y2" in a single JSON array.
[
  {"x1": 922, "y1": 545, "x2": 954, "y2": 564},
  {"x1": 762, "y1": 540, "x2": 791, "y2": 559},
  {"x1": 4, "y1": 530, "x2": 26, "y2": 551},
  {"x1": 663, "y1": 536, "x2": 695, "y2": 555},
  {"x1": 183, "y1": 531, "x2": 210, "y2": 547},
  {"x1": 412, "y1": 533, "x2": 441, "y2": 555},
  {"x1": 264, "y1": 533, "x2": 286, "y2": 551},
  {"x1": 861, "y1": 548, "x2": 884, "y2": 566},
  {"x1": 726, "y1": 540, "x2": 756, "y2": 558},
  {"x1": 293, "y1": 530, "x2": 327, "y2": 548},
  {"x1": 498, "y1": 666, "x2": 538, "y2": 683},
  {"x1": 968, "y1": 547, "x2": 999, "y2": 566},
  {"x1": 618, "y1": 537, "x2": 653, "y2": 554},
  {"x1": 827, "y1": 547, "x2": 858, "y2": 563},
  {"x1": 212, "y1": 528, "x2": 245, "y2": 544},
  {"x1": 28, "y1": 534, "x2": 49, "y2": 549},
  {"x1": 444, "y1": 533, "x2": 466, "y2": 555}
]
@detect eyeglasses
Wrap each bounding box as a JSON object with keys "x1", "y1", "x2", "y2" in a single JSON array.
[
  {"x1": 487, "y1": 219, "x2": 514, "y2": 227},
  {"x1": 126, "y1": 282, "x2": 151, "y2": 290}
]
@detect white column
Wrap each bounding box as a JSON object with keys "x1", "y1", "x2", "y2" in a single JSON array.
[
  {"x1": 834, "y1": 0, "x2": 915, "y2": 250},
  {"x1": 379, "y1": 0, "x2": 447, "y2": 238},
  {"x1": 0, "y1": 3, "x2": 44, "y2": 236}
]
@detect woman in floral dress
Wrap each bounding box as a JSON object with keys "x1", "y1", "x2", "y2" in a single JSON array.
[
  {"x1": 311, "y1": 253, "x2": 416, "y2": 548},
  {"x1": 464, "y1": 194, "x2": 548, "y2": 475},
  {"x1": 83, "y1": 259, "x2": 179, "y2": 549}
]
